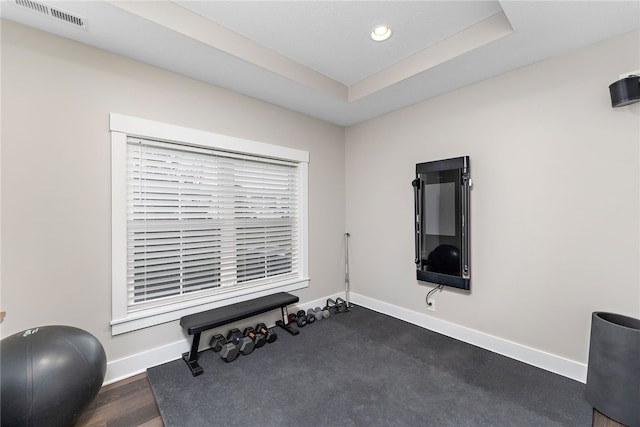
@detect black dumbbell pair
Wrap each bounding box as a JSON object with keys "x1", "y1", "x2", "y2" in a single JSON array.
[
  {"x1": 209, "y1": 333, "x2": 239, "y2": 363},
  {"x1": 288, "y1": 309, "x2": 315, "y2": 327},
  {"x1": 210, "y1": 324, "x2": 278, "y2": 363},
  {"x1": 209, "y1": 329, "x2": 248, "y2": 363}
]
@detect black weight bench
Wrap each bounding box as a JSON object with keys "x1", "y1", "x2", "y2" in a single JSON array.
[{"x1": 179, "y1": 292, "x2": 299, "y2": 376}]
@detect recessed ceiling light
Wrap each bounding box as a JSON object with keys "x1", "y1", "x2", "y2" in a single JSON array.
[{"x1": 371, "y1": 25, "x2": 392, "y2": 42}]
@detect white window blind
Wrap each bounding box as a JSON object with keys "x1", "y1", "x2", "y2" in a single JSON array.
[{"x1": 127, "y1": 137, "x2": 299, "y2": 312}]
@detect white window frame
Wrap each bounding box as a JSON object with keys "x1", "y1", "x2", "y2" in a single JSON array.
[{"x1": 110, "y1": 113, "x2": 309, "y2": 335}]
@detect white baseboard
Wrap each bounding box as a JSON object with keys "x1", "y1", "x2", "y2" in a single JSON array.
[
  {"x1": 349, "y1": 292, "x2": 587, "y2": 383},
  {"x1": 104, "y1": 290, "x2": 587, "y2": 385},
  {"x1": 105, "y1": 339, "x2": 190, "y2": 385}
]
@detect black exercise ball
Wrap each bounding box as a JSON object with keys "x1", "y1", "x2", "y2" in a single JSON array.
[
  {"x1": 425, "y1": 244, "x2": 460, "y2": 275},
  {"x1": 1, "y1": 325, "x2": 106, "y2": 427}
]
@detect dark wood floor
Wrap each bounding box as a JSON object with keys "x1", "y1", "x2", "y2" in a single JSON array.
[
  {"x1": 76, "y1": 372, "x2": 611, "y2": 427},
  {"x1": 75, "y1": 373, "x2": 163, "y2": 427},
  {"x1": 592, "y1": 409, "x2": 628, "y2": 427}
]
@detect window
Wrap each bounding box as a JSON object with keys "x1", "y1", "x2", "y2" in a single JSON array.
[{"x1": 111, "y1": 114, "x2": 309, "y2": 334}]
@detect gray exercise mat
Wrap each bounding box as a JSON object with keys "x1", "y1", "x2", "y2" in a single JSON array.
[{"x1": 147, "y1": 305, "x2": 591, "y2": 426}]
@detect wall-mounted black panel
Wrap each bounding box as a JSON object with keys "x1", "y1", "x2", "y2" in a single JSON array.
[{"x1": 412, "y1": 156, "x2": 470, "y2": 290}]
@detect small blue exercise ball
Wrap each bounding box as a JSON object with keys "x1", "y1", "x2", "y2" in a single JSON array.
[{"x1": 1, "y1": 325, "x2": 106, "y2": 427}]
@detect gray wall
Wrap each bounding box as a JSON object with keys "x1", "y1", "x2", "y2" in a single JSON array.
[
  {"x1": 2, "y1": 18, "x2": 639, "y2": 372},
  {"x1": 0, "y1": 20, "x2": 345, "y2": 362},
  {"x1": 345, "y1": 29, "x2": 640, "y2": 364}
]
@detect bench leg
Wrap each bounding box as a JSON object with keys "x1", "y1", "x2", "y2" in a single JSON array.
[
  {"x1": 276, "y1": 306, "x2": 299, "y2": 336},
  {"x1": 182, "y1": 332, "x2": 204, "y2": 376}
]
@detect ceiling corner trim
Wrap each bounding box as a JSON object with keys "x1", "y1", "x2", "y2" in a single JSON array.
[
  {"x1": 106, "y1": 0, "x2": 348, "y2": 101},
  {"x1": 348, "y1": 11, "x2": 514, "y2": 103}
]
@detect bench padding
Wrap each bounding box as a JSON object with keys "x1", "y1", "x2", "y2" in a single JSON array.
[{"x1": 180, "y1": 292, "x2": 299, "y2": 335}]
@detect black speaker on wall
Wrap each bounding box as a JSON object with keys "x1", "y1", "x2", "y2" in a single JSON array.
[{"x1": 609, "y1": 75, "x2": 640, "y2": 107}]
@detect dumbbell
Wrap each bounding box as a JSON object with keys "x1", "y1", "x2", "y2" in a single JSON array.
[
  {"x1": 288, "y1": 311, "x2": 306, "y2": 328},
  {"x1": 316, "y1": 306, "x2": 331, "y2": 319},
  {"x1": 243, "y1": 327, "x2": 266, "y2": 348},
  {"x1": 300, "y1": 309, "x2": 316, "y2": 325},
  {"x1": 324, "y1": 299, "x2": 338, "y2": 315},
  {"x1": 209, "y1": 334, "x2": 227, "y2": 352},
  {"x1": 227, "y1": 328, "x2": 255, "y2": 355},
  {"x1": 209, "y1": 334, "x2": 239, "y2": 362},
  {"x1": 308, "y1": 308, "x2": 322, "y2": 321},
  {"x1": 220, "y1": 342, "x2": 239, "y2": 362},
  {"x1": 293, "y1": 309, "x2": 315, "y2": 325},
  {"x1": 308, "y1": 307, "x2": 330, "y2": 321},
  {"x1": 255, "y1": 323, "x2": 278, "y2": 343}
]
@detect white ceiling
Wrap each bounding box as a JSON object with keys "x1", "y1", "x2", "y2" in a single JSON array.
[
  {"x1": 2, "y1": 1, "x2": 640, "y2": 126},
  {"x1": 177, "y1": 1, "x2": 504, "y2": 85}
]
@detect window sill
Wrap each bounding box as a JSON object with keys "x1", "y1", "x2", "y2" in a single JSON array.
[{"x1": 110, "y1": 278, "x2": 309, "y2": 335}]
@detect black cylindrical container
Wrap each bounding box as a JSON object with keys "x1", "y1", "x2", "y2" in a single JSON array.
[{"x1": 585, "y1": 312, "x2": 640, "y2": 427}]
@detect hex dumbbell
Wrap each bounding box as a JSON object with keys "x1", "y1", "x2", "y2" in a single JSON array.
[
  {"x1": 220, "y1": 342, "x2": 239, "y2": 362},
  {"x1": 227, "y1": 328, "x2": 255, "y2": 355},
  {"x1": 209, "y1": 333, "x2": 239, "y2": 362},
  {"x1": 243, "y1": 327, "x2": 266, "y2": 348},
  {"x1": 209, "y1": 334, "x2": 227, "y2": 352},
  {"x1": 255, "y1": 323, "x2": 278, "y2": 343}
]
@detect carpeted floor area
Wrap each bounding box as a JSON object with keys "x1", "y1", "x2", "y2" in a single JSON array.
[{"x1": 147, "y1": 305, "x2": 591, "y2": 426}]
